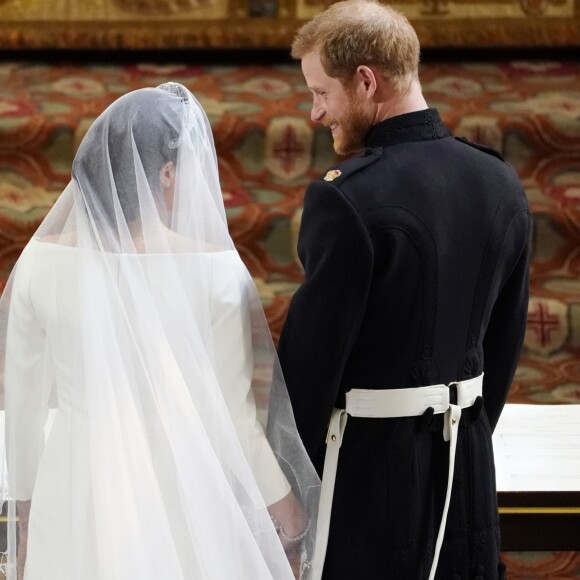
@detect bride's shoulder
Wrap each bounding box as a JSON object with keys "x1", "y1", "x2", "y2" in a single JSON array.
[
  {"x1": 34, "y1": 233, "x2": 78, "y2": 246},
  {"x1": 164, "y1": 229, "x2": 229, "y2": 254}
]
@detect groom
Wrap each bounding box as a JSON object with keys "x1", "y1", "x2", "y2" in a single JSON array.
[{"x1": 278, "y1": 1, "x2": 530, "y2": 578}]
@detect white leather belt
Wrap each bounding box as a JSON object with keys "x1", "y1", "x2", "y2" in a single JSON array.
[{"x1": 311, "y1": 374, "x2": 484, "y2": 580}]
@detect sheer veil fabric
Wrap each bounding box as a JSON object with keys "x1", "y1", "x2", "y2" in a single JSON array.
[{"x1": 0, "y1": 83, "x2": 320, "y2": 579}]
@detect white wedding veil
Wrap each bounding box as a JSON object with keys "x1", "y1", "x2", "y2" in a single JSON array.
[{"x1": 0, "y1": 83, "x2": 319, "y2": 580}]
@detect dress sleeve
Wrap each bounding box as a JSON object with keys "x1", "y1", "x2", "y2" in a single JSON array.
[
  {"x1": 482, "y1": 208, "x2": 532, "y2": 431},
  {"x1": 5, "y1": 247, "x2": 52, "y2": 500},
  {"x1": 210, "y1": 259, "x2": 291, "y2": 506},
  {"x1": 278, "y1": 181, "x2": 374, "y2": 461}
]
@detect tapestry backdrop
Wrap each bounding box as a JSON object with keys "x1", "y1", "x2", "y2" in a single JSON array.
[
  {"x1": 0, "y1": 0, "x2": 578, "y2": 48},
  {"x1": 0, "y1": 59, "x2": 579, "y2": 401}
]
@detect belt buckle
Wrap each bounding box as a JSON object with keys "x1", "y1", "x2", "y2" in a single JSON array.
[{"x1": 448, "y1": 383, "x2": 458, "y2": 405}]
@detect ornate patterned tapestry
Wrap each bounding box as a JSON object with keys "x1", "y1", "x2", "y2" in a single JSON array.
[
  {"x1": 0, "y1": 59, "x2": 579, "y2": 400},
  {"x1": 0, "y1": 0, "x2": 577, "y2": 48}
]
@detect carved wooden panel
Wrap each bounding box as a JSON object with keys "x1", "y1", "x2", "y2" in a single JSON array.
[{"x1": 0, "y1": 0, "x2": 577, "y2": 48}]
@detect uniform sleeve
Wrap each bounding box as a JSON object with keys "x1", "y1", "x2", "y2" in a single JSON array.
[
  {"x1": 278, "y1": 181, "x2": 373, "y2": 461},
  {"x1": 5, "y1": 256, "x2": 52, "y2": 500},
  {"x1": 482, "y1": 208, "x2": 532, "y2": 431}
]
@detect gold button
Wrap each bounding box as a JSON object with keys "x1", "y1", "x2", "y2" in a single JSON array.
[
  {"x1": 451, "y1": 418, "x2": 457, "y2": 425},
  {"x1": 331, "y1": 434, "x2": 337, "y2": 442}
]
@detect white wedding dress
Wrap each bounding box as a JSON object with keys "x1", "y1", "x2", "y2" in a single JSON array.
[
  {"x1": 1, "y1": 83, "x2": 318, "y2": 580},
  {"x1": 7, "y1": 239, "x2": 290, "y2": 580}
]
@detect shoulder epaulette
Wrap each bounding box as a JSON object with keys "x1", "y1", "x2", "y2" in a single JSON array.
[
  {"x1": 320, "y1": 147, "x2": 382, "y2": 186},
  {"x1": 454, "y1": 136, "x2": 505, "y2": 162}
]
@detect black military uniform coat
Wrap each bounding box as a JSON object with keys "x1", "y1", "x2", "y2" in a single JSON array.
[{"x1": 278, "y1": 109, "x2": 531, "y2": 580}]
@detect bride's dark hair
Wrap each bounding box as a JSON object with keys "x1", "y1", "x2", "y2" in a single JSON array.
[{"x1": 72, "y1": 88, "x2": 180, "y2": 230}]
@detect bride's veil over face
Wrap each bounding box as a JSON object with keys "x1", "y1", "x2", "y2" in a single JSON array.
[
  {"x1": 0, "y1": 83, "x2": 320, "y2": 580},
  {"x1": 64, "y1": 83, "x2": 230, "y2": 253}
]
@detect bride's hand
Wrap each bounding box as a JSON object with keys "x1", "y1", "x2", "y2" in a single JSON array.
[{"x1": 268, "y1": 491, "x2": 309, "y2": 554}]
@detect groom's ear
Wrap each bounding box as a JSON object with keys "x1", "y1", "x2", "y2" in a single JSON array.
[{"x1": 355, "y1": 65, "x2": 378, "y2": 102}]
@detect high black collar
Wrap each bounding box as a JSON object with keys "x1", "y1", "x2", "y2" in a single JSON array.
[{"x1": 364, "y1": 108, "x2": 451, "y2": 149}]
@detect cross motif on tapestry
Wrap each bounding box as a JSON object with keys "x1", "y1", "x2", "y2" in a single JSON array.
[
  {"x1": 273, "y1": 126, "x2": 305, "y2": 175},
  {"x1": 527, "y1": 301, "x2": 560, "y2": 347}
]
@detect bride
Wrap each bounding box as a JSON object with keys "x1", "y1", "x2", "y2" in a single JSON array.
[{"x1": 0, "y1": 82, "x2": 319, "y2": 580}]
